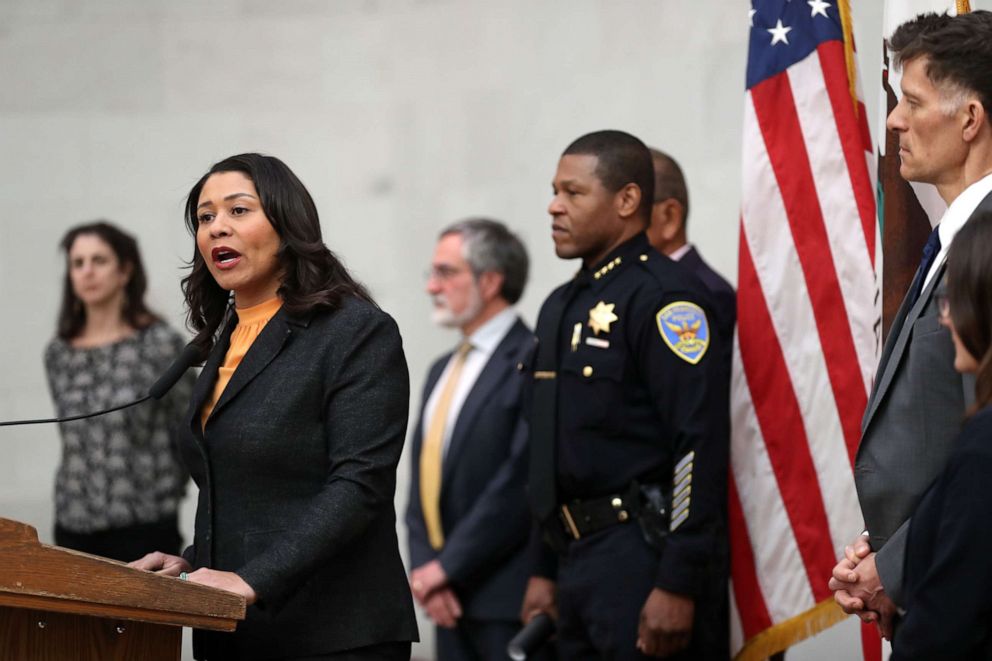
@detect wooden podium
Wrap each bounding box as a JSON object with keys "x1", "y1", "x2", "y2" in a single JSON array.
[{"x1": 0, "y1": 517, "x2": 245, "y2": 661}]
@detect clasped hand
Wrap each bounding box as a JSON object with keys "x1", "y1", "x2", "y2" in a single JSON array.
[
  {"x1": 410, "y1": 559, "x2": 462, "y2": 629},
  {"x1": 128, "y1": 552, "x2": 258, "y2": 605},
  {"x1": 828, "y1": 537, "x2": 897, "y2": 639}
]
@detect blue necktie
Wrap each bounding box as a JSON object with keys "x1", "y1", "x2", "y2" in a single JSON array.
[{"x1": 910, "y1": 227, "x2": 942, "y2": 305}]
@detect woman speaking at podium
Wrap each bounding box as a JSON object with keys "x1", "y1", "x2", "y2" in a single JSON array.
[{"x1": 131, "y1": 153, "x2": 417, "y2": 660}]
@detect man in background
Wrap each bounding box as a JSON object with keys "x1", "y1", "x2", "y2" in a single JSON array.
[
  {"x1": 406, "y1": 218, "x2": 540, "y2": 660},
  {"x1": 646, "y1": 147, "x2": 736, "y2": 348}
]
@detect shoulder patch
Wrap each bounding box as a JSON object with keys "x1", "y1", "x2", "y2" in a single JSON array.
[{"x1": 656, "y1": 302, "x2": 709, "y2": 364}]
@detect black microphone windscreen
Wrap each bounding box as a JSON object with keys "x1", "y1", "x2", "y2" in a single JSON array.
[{"x1": 148, "y1": 343, "x2": 200, "y2": 400}]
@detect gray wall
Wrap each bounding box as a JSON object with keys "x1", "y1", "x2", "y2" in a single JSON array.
[{"x1": 0, "y1": 1, "x2": 884, "y2": 658}]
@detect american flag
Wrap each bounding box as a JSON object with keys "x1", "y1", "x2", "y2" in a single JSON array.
[{"x1": 730, "y1": 1, "x2": 880, "y2": 659}]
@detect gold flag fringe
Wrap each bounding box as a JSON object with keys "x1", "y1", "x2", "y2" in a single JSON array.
[
  {"x1": 733, "y1": 599, "x2": 852, "y2": 661},
  {"x1": 957, "y1": 0, "x2": 972, "y2": 14},
  {"x1": 838, "y1": 0, "x2": 859, "y2": 118}
]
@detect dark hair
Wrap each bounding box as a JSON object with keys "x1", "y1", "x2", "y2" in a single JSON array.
[
  {"x1": 889, "y1": 10, "x2": 992, "y2": 112},
  {"x1": 649, "y1": 148, "x2": 690, "y2": 227},
  {"x1": 562, "y1": 130, "x2": 655, "y2": 223},
  {"x1": 946, "y1": 210, "x2": 992, "y2": 412},
  {"x1": 440, "y1": 218, "x2": 529, "y2": 304},
  {"x1": 56, "y1": 221, "x2": 159, "y2": 340},
  {"x1": 182, "y1": 153, "x2": 373, "y2": 356}
]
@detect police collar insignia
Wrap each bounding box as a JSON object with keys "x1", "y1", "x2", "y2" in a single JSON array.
[
  {"x1": 656, "y1": 302, "x2": 709, "y2": 364},
  {"x1": 588, "y1": 301, "x2": 619, "y2": 335}
]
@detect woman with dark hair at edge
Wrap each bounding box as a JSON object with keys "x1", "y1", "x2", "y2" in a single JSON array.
[
  {"x1": 888, "y1": 211, "x2": 992, "y2": 660},
  {"x1": 45, "y1": 221, "x2": 193, "y2": 562},
  {"x1": 130, "y1": 153, "x2": 418, "y2": 660}
]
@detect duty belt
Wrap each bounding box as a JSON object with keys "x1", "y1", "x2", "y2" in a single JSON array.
[{"x1": 557, "y1": 483, "x2": 640, "y2": 541}]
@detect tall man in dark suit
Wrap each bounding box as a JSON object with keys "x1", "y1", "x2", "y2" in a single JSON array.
[
  {"x1": 829, "y1": 10, "x2": 992, "y2": 639},
  {"x1": 406, "y1": 218, "x2": 539, "y2": 661},
  {"x1": 645, "y1": 148, "x2": 736, "y2": 346}
]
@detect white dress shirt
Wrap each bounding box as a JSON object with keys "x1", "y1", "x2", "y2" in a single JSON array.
[
  {"x1": 668, "y1": 243, "x2": 692, "y2": 262},
  {"x1": 422, "y1": 307, "x2": 518, "y2": 458},
  {"x1": 922, "y1": 172, "x2": 992, "y2": 291}
]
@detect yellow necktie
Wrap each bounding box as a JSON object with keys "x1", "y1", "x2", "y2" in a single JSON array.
[{"x1": 420, "y1": 342, "x2": 472, "y2": 550}]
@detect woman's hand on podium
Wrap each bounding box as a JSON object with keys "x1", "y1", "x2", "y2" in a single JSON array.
[
  {"x1": 185, "y1": 568, "x2": 258, "y2": 605},
  {"x1": 129, "y1": 551, "x2": 192, "y2": 576},
  {"x1": 129, "y1": 553, "x2": 258, "y2": 605}
]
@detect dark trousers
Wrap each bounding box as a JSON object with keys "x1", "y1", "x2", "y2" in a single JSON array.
[
  {"x1": 436, "y1": 618, "x2": 554, "y2": 661},
  {"x1": 555, "y1": 523, "x2": 728, "y2": 661},
  {"x1": 198, "y1": 641, "x2": 411, "y2": 661},
  {"x1": 54, "y1": 514, "x2": 182, "y2": 563},
  {"x1": 284, "y1": 642, "x2": 411, "y2": 660}
]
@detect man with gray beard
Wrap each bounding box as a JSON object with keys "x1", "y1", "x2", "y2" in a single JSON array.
[{"x1": 406, "y1": 219, "x2": 547, "y2": 660}]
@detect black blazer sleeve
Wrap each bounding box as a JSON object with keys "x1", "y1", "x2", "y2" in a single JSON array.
[{"x1": 235, "y1": 308, "x2": 410, "y2": 607}]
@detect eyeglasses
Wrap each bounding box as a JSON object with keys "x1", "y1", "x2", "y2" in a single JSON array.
[
  {"x1": 934, "y1": 285, "x2": 950, "y2": 322},
  {"x1": 424, "y1": 265, "x2": 468, "y2": 282}
]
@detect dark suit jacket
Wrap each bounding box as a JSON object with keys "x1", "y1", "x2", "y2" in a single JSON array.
[
  {"x1": 180, "y1": 297, "x2": 418, "y2": 660},
  {"x1": 891, "y1": 406, "x2": 992, "y2": 661},
  {"x1": 406, "y1": 317, "x2": 535, "y2": 621},
  {"x1": 856, "y1": 262, "x2": 971, "y2": 607},
  {"x1": 858, "y1": 192, "x2": 992, "y2": 606},
  {"x1": 679, "y1": 246, "x2": 736, "y2": 343}
]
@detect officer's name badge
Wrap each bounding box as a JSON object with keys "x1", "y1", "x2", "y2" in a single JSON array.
[
  {"x1": 585, "y1": 337, "x2": 609, "y2": 349},
  {"x1": 656, "y1": 302, "x2": 709, "y2": 364}
]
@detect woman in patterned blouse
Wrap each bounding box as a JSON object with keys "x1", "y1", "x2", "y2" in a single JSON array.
[{"x1": 44, "y1": 221, "x2": 193, "y2": 562}]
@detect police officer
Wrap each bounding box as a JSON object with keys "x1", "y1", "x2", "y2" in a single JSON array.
[{"x1": 519, "y1": 130, "x2": 729, "y2": 660}]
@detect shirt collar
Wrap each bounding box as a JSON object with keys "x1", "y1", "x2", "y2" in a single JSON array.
[
  {"x1": 465, "y1": 306, "x2": 517, "y2": 355},
  {"x1": 938, "y1": 172, "x2": 992, "y2": 249},
  {"x1": 669, "y1": 243, "x2": 693, "y2": 262},
  {"x1": 583, "y1": 232, "x2": 651, "y2": 288}
]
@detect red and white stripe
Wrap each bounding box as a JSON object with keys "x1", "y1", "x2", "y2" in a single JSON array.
[{"x1": 730, "y1": 36, "x2": 879, "y2": 659}]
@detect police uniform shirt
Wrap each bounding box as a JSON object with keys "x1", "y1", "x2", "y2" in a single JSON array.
[{"x1": 533, "y1": 232, "x2": 729, "y2": 596}]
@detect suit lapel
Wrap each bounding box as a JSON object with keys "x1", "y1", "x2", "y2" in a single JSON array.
[
  {"x1": 441, "y1": 320, "x2": 526, "y2": 485},
  {"x1": 187, "y1": 315, "x2": 236, "y2": 443},
  {"x1": 423, "y1": 358, "x2": 448, "y2": 410},
  {"x1": 862, "y1": 260, "x2": 946, "y2": 432},
  {"x1": 412, "y1": 357, "x2": 449, "y2": 454},
  {"x1": 207, "y1": 308, "x2": 294, "y2": 424}
]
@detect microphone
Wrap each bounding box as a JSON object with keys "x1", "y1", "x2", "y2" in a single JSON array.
[
  {"x1": 148, "y1": 343, "x2": 201, "y2": 400},
  {"x1": 507, "y1": 613, "x2": 555, "y2": 661},
  {"x1": 0, "y1": 342, "x2": 200, "y2": 427}
]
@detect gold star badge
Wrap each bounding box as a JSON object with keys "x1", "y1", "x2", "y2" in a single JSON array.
[{"x1": 588, "y1": 301, "x2": 619, "y2": 335}]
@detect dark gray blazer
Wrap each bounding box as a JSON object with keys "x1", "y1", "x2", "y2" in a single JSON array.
[
  {"x1": 406, "y1": 318, "x2": 535, "y2": 621},
  {"x1": 679, "y1": 246, "x2": 736, "y2": 348},
  {"x1": 855, "y1": 260, "x2": 971, "y2": 608},
  {"x1": 180, "y1": 297, "x2": 418, "y2": 660}
]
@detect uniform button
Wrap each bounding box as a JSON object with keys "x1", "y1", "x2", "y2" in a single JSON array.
[
  {"x1": 582, "y1": 366, "x2": 593, "y2": 377},
  {"x1": 517, "y1": 362, "x2": 524, "y2": 371},
  {"x1": 618, "y1": 510, "x2": 629, "y2": 522},
  {"x1": 611, "y1": 497, "x2": 622, "y2": 508},
  {"x1": 640, "y1": 254, "x2": 648, "y2": 262}
]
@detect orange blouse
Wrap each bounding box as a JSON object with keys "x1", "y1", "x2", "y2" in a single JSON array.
[{"x1": 200, "y1": 297, "x2": 283, "y2": 428}]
